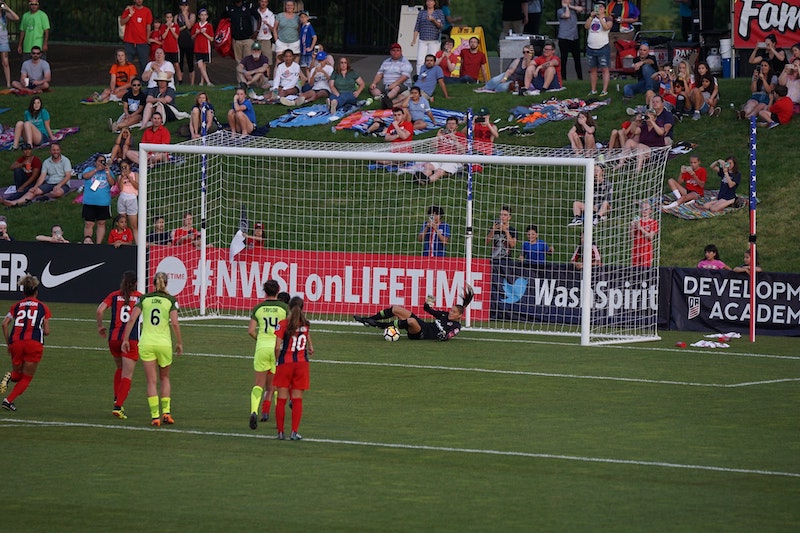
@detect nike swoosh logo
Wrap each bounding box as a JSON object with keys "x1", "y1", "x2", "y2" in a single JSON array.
[{"x1": 41, "y1": 261, "x2": 106, "y2": 288}]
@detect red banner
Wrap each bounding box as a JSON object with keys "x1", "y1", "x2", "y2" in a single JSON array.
[
  {"x1": 148, "y1": 245, "x2": 491, "y2": 320},
  {"x1": 734, "y1": 0, "x2": 800, "y2": 49}
]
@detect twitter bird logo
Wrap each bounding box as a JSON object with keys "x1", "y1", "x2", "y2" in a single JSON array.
[{"x1": 501, "y1": 278, "x2": 527, "y2": 303}]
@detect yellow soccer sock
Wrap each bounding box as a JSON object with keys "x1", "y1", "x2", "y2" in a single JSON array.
[
  {"x1": 161, "y1": 397, "x2": 171, "y2": 415},
  {"x1": 251, "y1": 386, "x2": 263, "y2": 414},
  {"x1": 147, "y1": 396, "x2": 160, "y2": 419}
]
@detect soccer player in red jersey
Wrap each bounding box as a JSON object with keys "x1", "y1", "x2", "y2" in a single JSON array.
[
  {"x1": 96, "y1": 271, "x2": 143, "y2": 420},
  {"x1": 273, "y1": 297, "x2": 314, "y2": 441},
  {"x1": 1, "y1": 275, "x2": 52, "y2": 412}
]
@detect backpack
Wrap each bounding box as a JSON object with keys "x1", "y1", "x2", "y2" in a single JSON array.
[{"x1": 214, "y1": 18, "x2": 234, "y2": 58}]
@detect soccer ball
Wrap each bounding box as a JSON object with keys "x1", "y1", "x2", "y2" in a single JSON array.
[{"x1": 383, "y1": 326, "x2": 400, "y2": 342}]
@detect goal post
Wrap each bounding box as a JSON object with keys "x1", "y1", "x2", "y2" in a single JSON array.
[{"x1": 138, "y1": 133, "x2": 670, "y2": 345}]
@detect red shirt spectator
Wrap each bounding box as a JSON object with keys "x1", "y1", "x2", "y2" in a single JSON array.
[{"x1": 770, "y1": 95, "x2": 793, "y2": 124}]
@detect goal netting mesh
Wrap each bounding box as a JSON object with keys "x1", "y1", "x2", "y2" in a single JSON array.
[{"x1": 138, "y1": 130, "x2": 669, "y2": 345}]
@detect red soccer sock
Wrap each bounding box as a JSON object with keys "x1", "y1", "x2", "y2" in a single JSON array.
[
  {"x1": 276, "y1": 398, "x2": 287, "y2": 433},
  {"x1": 11, "y1": 371, "x2": 22, "y2": 382},
  {"x1": 116, "y1": 377, "x2": 132, "y2": 407},
  {"x1": 7, "y1": 373, "x2": 33, "y2": 402},
  {"x1": 114, "y1": 368, "x2": 122, "y2": 397},
  {"x1": 291, "y1": 398, "x2": 303, "y2": 433},
  {"x1": 261, "y1": 398, "x2": 271, "y2": 415}
]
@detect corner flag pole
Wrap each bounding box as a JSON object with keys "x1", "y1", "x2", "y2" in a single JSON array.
[{"x1": 749, "y1": 116, "x2": 757, "y2": 343}]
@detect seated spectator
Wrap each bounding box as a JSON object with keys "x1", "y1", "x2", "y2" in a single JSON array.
[
  {"x1": 93, "y1": 49, "x2": 137, "y2": 103},
  {"x1": 139, "y1": 72, "x2": 177, "y2": 128},
  {"x1": 376, "y1": 107, "x2": 413, "y2": 165},
  {"x1": 664, "y1": 79, "x2": 688, "y2": 116},
  {"x1": 519, "y1": 224, "x2": 554, "y2": 265},
  {"x1": 173, "y1": 212, "x2": 201, "y2": 248},
  {"x1": 474, "y1": 44, "x2": 534, "y2": 94},
  {"x1": 523, "y1": 41, "x2": 562, "y2": 94},
  {"x1": 237, "y1": 41, "x2": 270, "y2": 90},
  {"x1": 697, "y1": 243, "x2": 730, "y2": 270},
  {"x1": 567, "y1": 111, "x2": 597, "y2": 155},
  {"x1": 141, "y1": 48, "x2": 176, "y2": 90},
  {"x1": 701, "y1": 156, "x2": 741, "y2": 212},
  {"x1": 621, "y1": 95, "x2": 674, "y2": 171},
  {"x1": 0, "y1": 217, "x2": 13, "y2": 242},
  {"x1": 687, "y1": 62, "x2": 720, "y2": 119},
  {"x1": 189, "y1": 92, "x2": 217, "y2": 139},
  {"x1": 11, "y1": 45, "x2": 50, "y2": 93},
  {"x1": 567, "y1": 164, "x2": 612, "y2": 226},
  {"x1": 368, "y1": 43, "x2": 413, "y2": 108},
  {"x1": 647, "y1": 62, "x2": 675, "y2": 108},
  {"x1": 466, "y1": 107, "x2": 498, "y2": 157},
  {"x1": 608, "y1": 119, "x2": 637, "y2": 149},
  {"x1": 3, "y1": 143, "x2": 72, "y2": 207},
  {"x1": 298, "y1": 51, "x2": 333, "y2": 104},
  {"x1": 12, "y1": 95, "x2": 53, "y2": 150},
  {"x1": 663, "y1": 155, "x2": 706, "y2": 210},
  {"x1": 110, "y1": 77, "x2": 147, "y2": 132},
  {"x1": 192, "y1": 8, "x2": 214, "y2": 86},
  {"x1": 756, "y1": 83, "x2": 793, "y2": 129},
  {"x1": 571, "y1": 234, "x2": 602, "y2": 269},
  {"x1": 777, "y1": 57, "x2": 800, "y2": 114},
  {"x1": 622, "y1": 43, "x2": 657, "y2": 101},
  {"x1": 415, "y1": 116, "x2": 466, "y2": 185},
  {"x1": 630, "y1": 201, "x2": 658, "y2": 267},
  {"x1": 146, "y1": 215, "x2": 172, "y2": 245},
  {"x1": 108, "y1": 214, "x2": 134, "y2": 247},
  {"x1": 227, "y1": 86, "x2": 257, "y2": 137},
  {"x1": 415, "y1": 54, "x2": 449, "y2": 101},
  {"x1": 81, "y1": 155, "x2": 115, "y2": 244},
  {"x1": 273, "y1": 49, "x2": 307, "y2": 106},
  {"x1": 435, "y1": 38, "x2": 460, "y2": 84},
  {"x1": 456, "y1": 37, "x2": 488, "y2": 83},
  {"x1": 36, "y1": 224, "x2": 69, "y2": 243},
  {"x1": 328, "y1": 56, "x2": 365, "y2": 114},
  {"x1": 737, "y1": 61, "x2": 777, "y2": 120},
  {"x1": 110, "y1": 127, "x2": 133, "y2": 164},
  {"x1": 403, "y1": 86, "x2": 435, "y2": 131},
  {"x1": 417, "y1": 205, "x2": 450, "y2": 257},
  {"x1": 733, "y1": 250, "x2": 762, "y2": 275},
  {"x1": 125, "y1": 112, "x2": 171, "y2": 167},
  {"x1": 7, "y1": 143, "x2": 41, "y2": 201}
]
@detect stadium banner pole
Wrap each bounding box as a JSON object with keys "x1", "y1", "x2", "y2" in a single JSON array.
[
  {"x1": 464, "y1": 108, "x2": 474, "y2": 328},
  {"x1": 199, "y1": 105, "x2": 209, "y2": 316},
  {"x1": 137, "y1": 146, "x2": 149, "y2": 295},
  {"x1": 749, "y1": 116, "x2": 757, "y2": 343},
  {"x1": 580, "y1": 161, "x2": 595, "y2": 346}
]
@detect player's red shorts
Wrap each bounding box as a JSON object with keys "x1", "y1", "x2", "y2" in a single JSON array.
[
  {"x1": 9, "y1": 339, "x2": 44, "y2": 365},
  {"x1": 108, "y1": 339, "x2": 139, "y2": 361},
  {"x1": 273, "y1": 361, "x2": 310, "y2": 390}
]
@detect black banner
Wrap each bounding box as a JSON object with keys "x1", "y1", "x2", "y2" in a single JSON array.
[{"x1": 0, "y1": 241, "x2": 136, "y2": 303}]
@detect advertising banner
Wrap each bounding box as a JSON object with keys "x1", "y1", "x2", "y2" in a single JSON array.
[{"x1": 734, "y1": 0, "x2": 800, "y2": 49}]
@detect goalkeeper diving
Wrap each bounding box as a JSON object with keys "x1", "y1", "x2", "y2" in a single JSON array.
[{"x1": 354, "y1": 285, "x2": 474, "y2": 341}]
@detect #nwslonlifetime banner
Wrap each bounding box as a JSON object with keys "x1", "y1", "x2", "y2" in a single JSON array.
[{"x1": 734, "y1": 0, "x2": 800, "y2": 49}]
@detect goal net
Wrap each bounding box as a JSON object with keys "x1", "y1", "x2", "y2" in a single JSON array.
[{"x1": 138, "y1": 129, "x2": 669, "y2": 345}]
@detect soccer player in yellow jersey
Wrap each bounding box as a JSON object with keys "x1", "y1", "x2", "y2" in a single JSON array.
[
  {"x1": 247, "y1": 280, "x2": 289, "y2": 430},
  {"x1": 122, "y1": 271, "x2": 183, "y2": 427}
]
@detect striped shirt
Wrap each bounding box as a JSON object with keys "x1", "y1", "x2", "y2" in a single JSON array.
[
  {"x1": 7, "y1": 297, "x2": 51, "y2": 344},
  {"x1": 102, "y1": 290, "x2": 142, "y2": 341}
]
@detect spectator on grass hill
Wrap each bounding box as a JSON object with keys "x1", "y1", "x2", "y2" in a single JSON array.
[
  {"x1": 297, "y1": 51, "x2": 333, "y2": 105},
  {"x1": 457, "y1": 37, "x2": 489, "y2": 84},
  {"x1": 756, "y1": 83, "x2": 793, "y2": 129},
  {"x1": 0, "y1": 3, "x2": 21, "y2": 87},
  {"x1": 81, "y1": 155, "x2": 116, "y2": 245},
  {"x1": 474, "y1": 44, "x2": 534, "y2": 94},
  {"x1": 415, "y1": 116, "x2": 466, "y2": 185},
  {"x1": 486, "y1": 205, "x2": 518, "y2": 259},
  {"x1": 403, "y1": 86, "x2": 436, "y2": 131},
  {"x1": 523, "y1": 41, "x2": 562, "y2": 95},
  {"x1": 272, "y1": 49, "x2": 307, "y2": 106},
  {"x1": 225, "y1": 0, "x2": 261, "y2": 65},
  {"x1": 410, "y1": 0, "x2": 445, "y2": 75},
  {"x1": 568, "y1": 165, "x2": 612, "y2": 227},
  {"x1": 176, "y1": 0, "x2": 196, "y2": 85},
  {"x1": 92, "y1": 49, "x2": 138, "y2": 103},
  {"x1": 7, "y1": 143, "x2": 41, "y2": 202},
  {"x1": 192, "y1": 8, "x2": 214, "y2": 87},
  {"x1": 697, "y1": 243, "x2": 730, "y2": 270},
  {"x1": 416, "y1": 54, "x2": 449, "y2": 101},
  {"x1": 663, "y1": 155, "x2": 706, "y2": 211},
  {"x1": 17, "y1": 0, "x2": 49, "y2": 58},
  {"x1": 748, "y1": 33, "x2": 788, "y2": 77},
  {"x1": 435, "y1": 38, "x2": 460, "y2": 84},
  {"x1": 777, "y1": 57, "x2": 800, "y2": 114},
  {"x1": 621, "y1": 95, "x2": 674, "y2": 171},
  {"x1": 228, "y1": 86, "x2": 257, "y2": 136},
  {"x1": 125, "y1": 111, "x2": 170, "y2": 167},
  {"x1": 736, "y1": 60, "x2": 776, "y2": 120},
  {"x1": 733, "y1": 250, "x2": 762, "y2": 275},
  {"x1": 328, "y1": 56, "x2": 365, "y2": 114},
  {"x1": 622, "y1": 43, "x2": 657, "y2": 101},
  {"x1": 520, "y1": 224, "x2": 554, "y2": 265},
  {"x1": 369, "y1": 43, "x2": 413, "y2": 109},
  {"x1": 111, "y1": 77, "x2": 147, "y2": 132},
  {"x1": 375, "y1": 107, "x2": 413, "y2": 165},
  {"x1": 3, "y1": 143, "x2": 72, "y2": 207},
  {"x1": 558, "y1": 0, "x2": 585, "y2": 82},
  {"x1": 35, "y1": 224, "x2": 69, "y2": 243},
  {"x1": 110, "y1": 128, "x2": 133, "y2": 165},
  {"x1": 142, "y1": 48, "x2": 175, "y2": 90},
  {"x1": 608, "y1": 119, "x2": 637, "y2": 149},
  {"x1": 139, "y1": 72, "x2": 176, "y2": 128},
  {"x1": 11, "y1": 45, "x2": 50, "y2": 93},
  {"x1": 238, "y1": 41, "x2": 270, "y2": 90},
  {"x1": 12, "y1": 95, "x2": 53, "y2": 150},
  {"x1": 190, "y1": 92, "x2": 217, "y2": 139},
  {"x1": 700, "y1": 156, "x2": 740, "y2": 213},
  {"x1": 567, "y1": 111, "x2": 597, "y2": 156},
  {"x1": 121, "y1": 0, "x2": 153, "y2": 74},
  {"x1": 418, "y1": 205, "x2": 451, "y2": 257}
]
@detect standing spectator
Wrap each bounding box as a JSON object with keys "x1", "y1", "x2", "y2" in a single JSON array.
[
  {"x1": 147, "y1": 18, "x2": 162, "y2": 61},
  {"x1": 176, "y1": 0, "x2": 196, "y2": 86},
  {"x1": 520, "y1": 224, "x2": 554, "y2": 265},
  {"x1": 108, "y1": 214, "x2": 134, "y2": 247},
  {"x1": 0, "y1": 2, "x2": 20, "y2": 87},
  {"x1": 523, "y1": 40, "x2": 561, "y2": 93},
  {"x1": 12, "y1": 95, "x2": 53, "y2": 150},
  {"x1": 435, "y1": 38, "x2": 460, "y2": 84},
  {"x1": 568, "y1": 165, "x2": 612, "y2": 226},
  {"x1": 116, "y1": 161, "x2": 139, "y2": 243},
  {"x1": 0, "y1": 217, "x2": 12, "y2": 242},
  {"x1": 189, "y1": 92, "x2": 217, "y2": 139},
  {"x1": 272, "y1": 49, "x2": 306, "y2": 105},
  {"x1": 146, "y1": 215, "x2": 172, "y2": 245},
  {"x1": 111, "y1": 77, "x2": 147, "y2": 132},
  {"x1": 3, "y1": 143, "x2": 72, "y2": 206},
  {"x1": 757, "y1": 83, "x2": 793, "y2": 129},
  {"x1": 173, "y1": 212, "x2": 200, "y2": 247},
  {"x1": 733, "y1": 250, "x2": 762, "y2": 275},
  {"x1": 524, "y1": 0, "x2": 543, "y2": 35},
  {"x1": 607, "y1": 0, "x2": 639, "y2": 68},
  {"x1": 486, "y1": 205, "x2": 518, "y2": 259},
  {"x1": 696, "y1": 244, "x2": 730, "y2": 270},
  {"x1": 11, "y1": 45, "x2": 50, "y2": 93},
  {"x1": 501, "y1": 0, "x2": 528, "y2": 35},
  {"x1": 17, "y1": 0, "x2": 49, "y2": 59},
  {"x1": 7, "y1": 143, "x2": 41, "y2": 202},
  {"x1": 474, "y1": 44, "x2": 534, "y2": 94},
  {"x1": 228, "y1": 86, "x2": 257, "y2": 136},
  {"x1": 121, "y1": 272, "x2": 184, "y2": 427},
  {"x1": 237, "y1": 41, "x2": 271, "y2": 90},
  {"x1": 585, "y1": 1, "x2": 612, "y2": 97},
  {"x1": 557, "y1": 0, "x2": 584, "y2": 81},
  {"x1": 622, "y1": 43, "x2": 657, "y2": 101},
  {"x1": 416, "y1": 116, "x2": 466, "y2": 185},
  {"x1": 298, "y1": 10, "x2": 317, "y2": 75},
  {"x1": 225, "y1": 0, "x2": 261, "y2": 65},
  {"x1": 440, "y1": 0, "x2": 462, "y2": 39},
  {"x1": 418, "y1": 205, "x2": 451, "y2": 257},
  {"x1": 663, "y1": 155, "x2": 706, "y2": 210},
  {"x1": 674, "y1": 0, "x2": 694, "y2": 42},
  {"x1": 701, "y1": 157, "x2": 741, "y2": 213},
  {"x1": 1, "y1": 275, "x2": 51, "y2": 412},
  {"x1": 328, "y1": 56, "x2": 365, "y2": 113},
  {"x1": 457, "y1": 37, "x2": 489, "y2": 83},
  {"x1": 192, "y1": 9, "x2": 214, "y2": 86},
  {"x1": 630, "y1": 201, "x2": 658, "y2": 267},
  {"x1": 416, "y1": 54, "x2": 449, "y2": 101},
  {"x1": 369, "y1": 43, "x2": 413, "y2": 108},
  {"x1": 81, "y1": 155, "x2": 116, "y2": 245},
  {"x1": 125, "y1": 111, "x2": 171, "y2": 167},
  {"x1": 256, "y1": 0, "x2": 277, "y2": 61},
  {"x1": 120, "y1": 0, "x2": 153, "y2": 74},
  {"x1": 160, "y1": 12, "x2": 181, "y2": 83},
  {"x1": 410, "y1": 0, "x2": 445, "y2": 75},
  {"x1": 274, "y1": 0, "x2": 301, "y2": 61}
]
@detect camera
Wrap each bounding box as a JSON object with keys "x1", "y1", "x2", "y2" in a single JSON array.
[
  {"x1": 314, "y1": 45, "x2": 320, "y2": 52},
  {"x1": 757, "y1": 42, "x2": 767, "y2": 49},
  {"x1": 593, "y1": 3, "x2": 603, "y2": 12},
  {"x1": 639, "y1": 114, "x2": 648, "y2": 121},
  {"x1": 754, "y1": 65, "x2": 761, "y2": 73},
  {"x1": 476, "y1": 116, "x2": 486, "y2": 123},
  {"x1": 724, "y1": 162, "x2": 730, "y2": 168}
]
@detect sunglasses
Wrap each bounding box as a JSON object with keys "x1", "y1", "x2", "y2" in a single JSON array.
[
  {"x1": 523, "y1": 50, "x2": 533, "y2": 54},
  {"x1": 132, "y1": 83, "x2": 142, "y2": 86}
]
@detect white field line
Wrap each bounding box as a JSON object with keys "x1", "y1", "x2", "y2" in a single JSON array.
[{"x1": 1, "y1": 418, "x2": 798, "y2": 479}]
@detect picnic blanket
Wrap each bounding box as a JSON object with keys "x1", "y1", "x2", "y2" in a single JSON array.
[
  {"x1": 658, "y1": 190, "x2": 748, "y2": 219},
  {"x1": 334, "y1": 108, "x2": 466, "y2": 135},
  {"x1": 1, "y1": 179, "x2": 83, "y2": 202},
  {"x1": 269, "y1": 100, "x2": 368, "y2": 129},
  {"x1": 0, "y1": 126, "x2": 80, "y2": 151},
  {"x1": 509, "y1": 98, "x2": 611, "y2": 130}
]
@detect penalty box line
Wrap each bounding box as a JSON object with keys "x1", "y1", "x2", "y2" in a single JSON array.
[{"x1": 2, "y1": 418, "x2": 799, "y2": 480}]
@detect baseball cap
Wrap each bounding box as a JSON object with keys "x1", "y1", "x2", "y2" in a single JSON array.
[
  {"x1": 476, "y1": 107, "x2": 490, "y2": 117},
  {"x1": 251, "y1": 42, "x2": 261, "y2": 50},
  {"x1": 299, "y1": 10, "x2": 310, "y2": 16},
  {"x1": 179, "y1": 0, "x2": 188, "y2": 4},
  {"x1": 390, "y1": 43, "x2": 402, "y2": 51},
  {"x1": 20, "y1": 142, "x2": 32, "y2": 149},
  {"x1": 315, "y1": 51, "x2": 328, "y2": 61},
  {"x1": 254, "y1": 223, "x2": 263, "y2": 229}
]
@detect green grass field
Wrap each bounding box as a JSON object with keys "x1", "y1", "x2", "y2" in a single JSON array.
[{"x1": 2, "y1": 302, "x2": 798, "y2": 530}]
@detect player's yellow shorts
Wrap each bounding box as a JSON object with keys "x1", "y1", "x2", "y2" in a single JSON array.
[
  {"x1": 253, "y1": 345, "x2": 276, "y2": 374},
  {"x1": 139, "y1": 344, "x2": 174, "y2": 367}
]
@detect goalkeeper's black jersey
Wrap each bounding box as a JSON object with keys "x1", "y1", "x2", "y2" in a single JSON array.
[{"x1": 417, "y1": 303, "x2": 462, "y2": 341}]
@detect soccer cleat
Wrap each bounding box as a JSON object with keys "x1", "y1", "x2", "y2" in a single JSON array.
[
  {"x1": 0, "y1": 371, "x2": 10, "y2": 394},
  {"x1": 151, "y1": 417, "x2": 161, "y2": 427},
  {"x1": 162, "y1": 413, "x2": 175, "y2": 425},
  {"x1": 290, "y1": 431, "x2": 302, "y2": 441},
  {"x1": 2, "y1": 399, "x2": 16, "y2": 411},
  {"x1": 260, "y1": 413, "x2": 269, "y2": 422},
  {"x1": 277, "y1": 431, "x2": 286, "y2": 440},
  {"x1": 567, "y1": 216, "x2": 583, "y2": 227},
  {"x1": 249, "y1": 412, "x2": 258, "y2": 430},
  {"x1": 112, "y1": 407, "x2": 128, "y2": 419}
]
